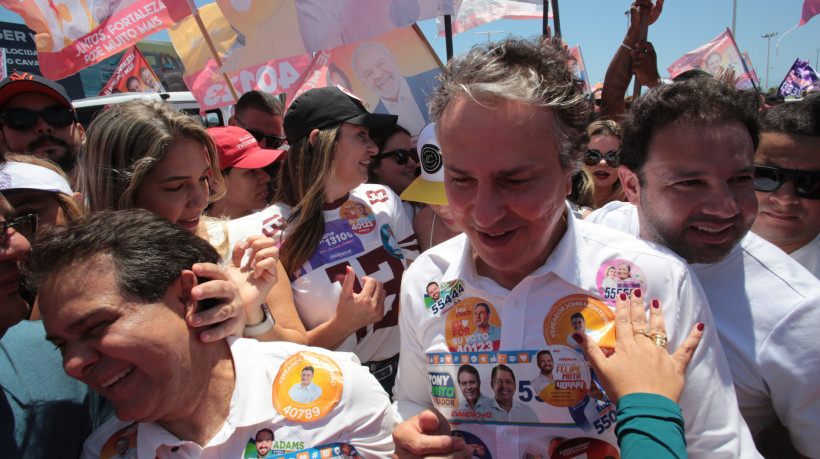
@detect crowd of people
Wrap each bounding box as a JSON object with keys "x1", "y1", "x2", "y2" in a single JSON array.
[{"x1": 0, "y1": 3, "x2": 818, "y2": 458}]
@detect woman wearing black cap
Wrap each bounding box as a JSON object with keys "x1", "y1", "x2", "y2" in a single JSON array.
[{"x1": 227, "y1": 87, "x2": 419, "y2": 395}]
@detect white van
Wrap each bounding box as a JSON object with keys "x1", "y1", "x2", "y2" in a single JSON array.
[{"x1": 72, "y1": 91, "x2": 232, "y2": 129}]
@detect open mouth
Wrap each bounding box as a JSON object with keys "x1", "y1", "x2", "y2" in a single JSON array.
[{"x1": 101, "y1": 365, "x2": 135, "y2": 391}]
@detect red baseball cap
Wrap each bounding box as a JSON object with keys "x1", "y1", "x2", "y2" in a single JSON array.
[{"x1": 208, "y1": 126, "x2": 283, "y2": 170}]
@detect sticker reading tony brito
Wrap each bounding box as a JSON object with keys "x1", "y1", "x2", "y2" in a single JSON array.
[
  {"x1": 543, "y1": 295, "x2": 615, "y2": 352},
  {"x1": 596, "y1": 259, "x2": 646, "y2": 306},
  {"x1": 272, "y1": 351, "x2": 343, "y2": 423},
  {"x1": 445, "y1": 298, "x2": 501, "y2": 352}
]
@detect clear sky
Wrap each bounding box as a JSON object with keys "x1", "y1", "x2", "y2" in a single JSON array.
[{"x1": 1, "y1": 1, "x2": 817, "y2": 92}]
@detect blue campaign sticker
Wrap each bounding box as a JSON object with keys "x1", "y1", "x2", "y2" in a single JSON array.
[
  {"x1": 379, "y1": 224, "x2": 403, "y2": 259},
  {"x1": 308, "y1": 219, "x2": 365, "y2": 270},
  {"x1": 451, "y1": 430, "x2": 492, "y2": 459}
]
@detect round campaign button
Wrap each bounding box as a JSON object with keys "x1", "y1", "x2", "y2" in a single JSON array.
[
  {"x1": 98, "y1": 422, "x2": 138, "y2": 459},
  {"x1": 543, "y1": 294, "x2": 616, "y2": 352},
  {"x1": 272, "y1": 351, "x2": 344, "y2": 423},
  {"x1": 596, "y1": 259, "x2": 647, "y2": 306},
  {"x1": 340, "y1": 201, "x2": 376, "y2": 234}
]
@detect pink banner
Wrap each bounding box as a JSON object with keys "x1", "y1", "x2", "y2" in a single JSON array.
[
  {"x1": 184, "y1": 55, "x2": 311, "y2": 112},
  {"x1": 99, "y1": 46, "x2": 163, "y2": 95},
  {"x1": 0, "y1": 0, "x2": 192, "y2": 80},
  {"x1": 667, "y1": 28, "x2": 758, "y2": 90},
  {"x1": 799, "y1": 0, "x2": 820, "y2": 25}
]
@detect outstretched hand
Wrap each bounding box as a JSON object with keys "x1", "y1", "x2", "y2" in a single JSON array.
[{"x1": 575, "y1": 289, "x2": 704, "y2": 403}]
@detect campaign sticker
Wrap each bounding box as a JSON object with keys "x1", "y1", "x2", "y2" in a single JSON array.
[
  {"x1": 424, "y1": 279, "x2": 466, "y2": 316},
  {"x1": 308, "y1": 219, "x2": 365, "y2": 269},
  {"x1": 596, "y1": 259, "x2": 646, "y2": 306},
  {"x1": 532, "y1": 346, "x2": 591, "y2": 407},
  {"x1": 272, "y1": 352, "x2": 343, "y2": 423},
  {"x1": 451, "y1": 431, "x2": 492, "y2": 459},
  {"x1": 242, "y1": 425, "x2": 305, "y2": 458},
  {"x1": 379, "y1": 224, "x2": 403, "y2": 259},
  {"x1": 524, "y1": 436, "x2": 620, "y2": 458},
  {"x1": 340, "y1": 201, "x2": 376, "y2": 234},
  {"x1": 98, "y1": 422, "x2": 138, "y2": 459},
  {"x1": 445, "y1": 298, "x2": 501, "y2": 352},
  {"x1": 543, "y1": 295, "x2": 615, "y2": 352}
]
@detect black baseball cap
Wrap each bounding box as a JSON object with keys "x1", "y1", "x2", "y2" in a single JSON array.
[
  {"x1": 0, "y1": 71, "x2": 72, "y2": 109},
  {"x1": 284, "y1": 86, "x2": 397, "y2": 143}
]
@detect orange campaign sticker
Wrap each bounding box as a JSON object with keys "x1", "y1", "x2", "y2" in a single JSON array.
[
  {"x1": 543, "y1": 294, "x2": 616, "y2": 352},
  {"x1": 273, "y1": 352, "x2": 344, "y2": 423},
  {"x1": 534, "y1": 346, "x2": 592, "y2": 407},
  {"x1": 444, "y1": 298, "x2": 502, "y2": 352},
  {"x1": 98, "y1": 422, "x2": 138, "y2": 459},
  {"x1": 340, "y1": 201, "x2": 376, "y2": 234}
]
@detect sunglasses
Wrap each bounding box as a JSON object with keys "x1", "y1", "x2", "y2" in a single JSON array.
[
  {"x1": 753, "y1": 165, "x2": 820, "y2": 200},
  {"x1": 0, "y1": 213, "x2": 38, "y2": 245},
  {"x1": 235, "y1": 117, "x2": 286, "y2": 149},
  {"x1": 0, "y1": 107, "x2": 75, "y2": 131},
  {"x1": 584, "y1": 149, "x2": 619, "y2": 168},
  {"x1": 371, "y1": 148, "x2": 419, "y2": 165}
]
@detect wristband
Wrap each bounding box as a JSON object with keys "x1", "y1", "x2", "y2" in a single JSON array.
[
  {"x1": 620, "y1": 42, "x2": 633, "y2": 51},
  {"x1": 244, "y1": 303, "x2": 275, "y2": 336}
]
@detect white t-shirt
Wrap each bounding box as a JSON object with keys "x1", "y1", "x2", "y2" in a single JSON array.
[
  {"x1": 589, "y1": 201, "x2": 820, "y2": 457},
  {"x1": 82, "y1": 338, "x2": 397, "y2": 458},
  {"x1": 789, "y1": 230, "x2": 820, "y2": 279},
  {"x1": 394, "y1": 209, "x2": 757, "y2": 458},
  {"x1": 225, "y1": 184, "x2": 419, "y2": 363}
]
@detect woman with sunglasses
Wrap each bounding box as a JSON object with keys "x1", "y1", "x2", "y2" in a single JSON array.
[
  {"x1": 226, "y1": 87, "x2": 418, "y2": 394},
  {"x1": 368, "y1": 125, "x2": 422, "y2": 218},
  {"x1": 77, "y1": 99, "x2": 308, "y2": 345},
  {"x1": 581, "y1": 120, "x2": 627, "y2": 209}
]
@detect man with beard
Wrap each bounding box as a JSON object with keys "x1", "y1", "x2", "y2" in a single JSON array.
[
  {"x1": 0, "y1": 72, "x2": 85, "y2": 178},
  {"x1": 531, "y1": 350, "x2": 557, "y2": 396},
  {"x1": 587, "y1": 76, "x2": 820, "y2": 458}
]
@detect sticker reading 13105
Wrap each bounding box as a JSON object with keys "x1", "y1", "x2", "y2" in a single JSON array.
[{"x1": 272, "y1": 351, "x2": 344, "y2": 423}]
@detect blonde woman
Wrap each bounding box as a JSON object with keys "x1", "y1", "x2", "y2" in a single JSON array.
[
  {"x1": 77, "y1": 99, "x2": 307, "y2": 344},
  {"x1": 581, "y1": 120, "x2": 627, "y2": 209},
  {"x1": 226, "y1": 87, "x2": 418, "y2": 394}
]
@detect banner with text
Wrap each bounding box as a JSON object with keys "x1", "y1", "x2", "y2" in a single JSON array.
[
  {"x1": 98, "y1": 46, "x2": 163, "y2": 95},
  {"x1": 667, "y1": 28, "x2": 758, "y2": 90},
  {"x1": 285, "y1": 25, "x2": 443, "y2": 141},
  {"x1": 168, "y1": 2, "x2": 310, "y2": 111},
  {"x1": 777, "y1": 58, "x2": 818, "y2": 98},
  {"x1": 0, "y1": 0, "x2": 192, "y2": 80},
  {"x1": 436, "y1": 0, "x2": 547, "y2": 36},
  {"x1": 214, "y1": 0, "x2": 453, "y2": 74}
]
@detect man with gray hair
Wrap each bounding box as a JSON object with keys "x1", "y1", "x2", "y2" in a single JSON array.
[{"x1": 392, "y1": 37, "x2": 756, "y2": 457}]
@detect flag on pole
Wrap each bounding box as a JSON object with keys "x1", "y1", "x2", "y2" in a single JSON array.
[
  {"x1": 568, "y1": 46, "x2": 590, "y2": 93},
  {"x1": 167, "y1": 2, "x2": 311, "y2": 112},
  {"x1": 286, "y1": 26, "x2": 443, "y2": 141},
  {"x1": 667, "y1": 28, "x2": 757, "y2": 89},
  {"x1": 777, "y1": 58, "x2": 818, "y2": 98},
  {"x1": 98, "y1": 45, "x2": 164, "y2": 95},
  {"x1": 214, "y1": 0, "x2": 453, "y2": 74},
  {"x1": 436, "y1": 0, "x2": 548, "y2": 35},
  {"x1": 0, "y1": 0, "x2": 192, "y2": 80}
]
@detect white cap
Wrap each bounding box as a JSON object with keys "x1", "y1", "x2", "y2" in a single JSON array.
[
  {"x1": 399, "y1": 123, "x2": 446, "y2": 205},
  {"x1": 0, "y1": 161, "x2": 73, "y2": 196}
]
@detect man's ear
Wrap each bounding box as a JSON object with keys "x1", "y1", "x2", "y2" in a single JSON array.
[
  {"x1": 166, "y1": 270, "x2": 199, "y2": 321},
  {"x1": 308, "y1": 129, "x2": 321, "y2": 147},
  {"x1": 73, "y1": 122, "x2": 86, "y2": 146},
  {"x1": 619, "y1": 165, "x2": 641, "y2": 205}
]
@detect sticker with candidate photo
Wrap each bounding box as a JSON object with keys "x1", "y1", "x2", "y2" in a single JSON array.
[
  {"x1": 307, "y1": 219, "x2": 365, "y2": 270},
  {"x1": 424, "y1": 279, "x2": 465, "y2": 316},
  {"x1": 242, "y1": 426, "x2": 305, "y2": 458},
  {"x1": 272, "y1": 352, "x2": 343, "y2": 423},
  {"x1": 379, "y1": 224, "x2": 403, "y2": 259},
  {"x1": 543, "y1": 294, "x2": 616, "y2": 352},
  {"x1": 445, "y1": 298, "x2": 501, "y2": 352},
  {"x1": 340, "y1": 201, "x2": 376, "y2": 234},
  {"x1": 98, "y1": 422, "x2": 138, "y2": 459},
  {"x1": 523, "y1": 435, "x2": 619, "y2": 459},
  {"x1": 451, "y1": 430, "x2": 492, "y2": 459},
  {"x1": 426, "y1": 349, "x2": 615, "y2": 435},
  {"x1": 596, "y1": 259, "x2": 646, "y2": 306}
]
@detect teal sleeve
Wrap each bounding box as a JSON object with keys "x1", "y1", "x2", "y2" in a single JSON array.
[{"x1": 616, "y1": 393, "x2": 687, "y2": 459}]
